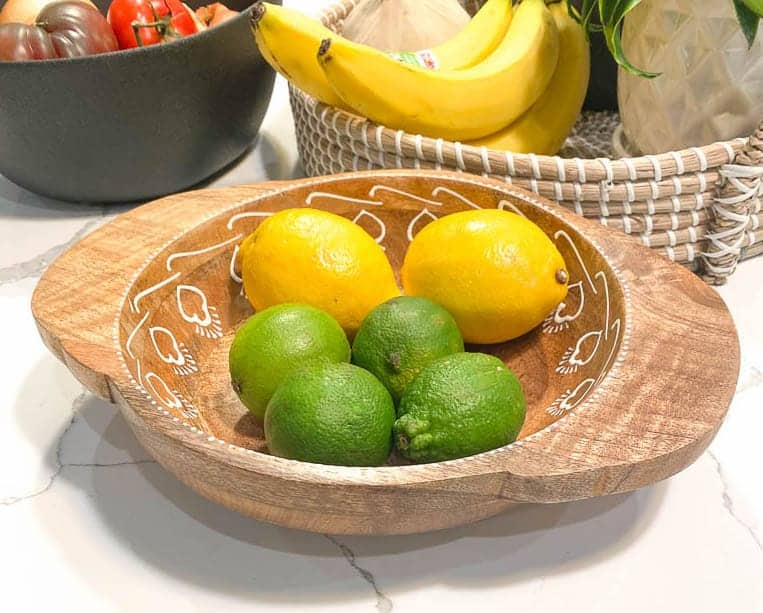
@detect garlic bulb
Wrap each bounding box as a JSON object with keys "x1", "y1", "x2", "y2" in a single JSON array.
[{"x1": 341, "y1": 0, "x2": 471, "y2": 52}]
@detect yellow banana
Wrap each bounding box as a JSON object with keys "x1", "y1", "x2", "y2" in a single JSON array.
[
  {"x1": 252, "y1": 2, "x2": 344, "y2": 107},
  {"x1": 317, "y1": 0, "x2": 560, "y2": 141},
  {"x1": 251, "y1": 0, "x2": 514, "y2": 108},
  {"x1": 469, "y1": 1, "x2": 590, "y2": 154}
]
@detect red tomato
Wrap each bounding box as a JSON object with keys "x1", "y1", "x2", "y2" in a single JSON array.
[
  {"x1": 107, "y1": 0, "x2": 197, "y2": 49},
  {"x1": 166, "y1": 0, "x2": 197, "y2": 36},
  {"x1": 108, "y1": 0, "x2": 163, "y2": 48}
]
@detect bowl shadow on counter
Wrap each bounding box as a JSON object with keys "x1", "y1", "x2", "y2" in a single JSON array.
[
  {"x1": 192, "y1": 130, "x2": 304, "y2": 190},
  {"x1": 39, "y1": 392, "x2": 666, "y2": 605},
  {"x1": 0, "y1": 129, "x2": 295, "y2": 217}
]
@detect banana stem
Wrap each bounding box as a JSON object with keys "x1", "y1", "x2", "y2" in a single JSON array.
[
  {"x1": 317, "y1": 38, "x2": 331, "y2": 59},
  {"x1": 251, "y1": 1, "x2": 265, "y2": 26}
]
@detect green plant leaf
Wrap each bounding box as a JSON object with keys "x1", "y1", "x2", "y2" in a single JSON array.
[
  {"x1": 598, "y1": 0, "x2": 660, "y2": 77},
  {"x1": 740, "y1": 0, "x2": 763, "y2": 18},
  {"x1": 581, "y1": 0, "x2": 598, "y2": 25},
  {"x1": 734, "y1": 0, "x2": 761, "y2": 47},
  {"x1": 576, "y1": 0, "x2": 599, "y2": 30},
  {"x1": 572, "y1": 0, "x2": 760, "y2": 78}
]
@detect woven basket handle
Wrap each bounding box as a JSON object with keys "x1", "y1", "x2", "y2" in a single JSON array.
[{"x1": 701, "y1": 123, "x2": 763, "y2": 284}]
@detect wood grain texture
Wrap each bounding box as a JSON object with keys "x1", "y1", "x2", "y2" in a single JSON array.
[
  {"x1": 32, "y1": 170, "x2": 739, "y2": 534},
  {"x1": 32, "y1": 184, "x2": 278, "y2": 398}
]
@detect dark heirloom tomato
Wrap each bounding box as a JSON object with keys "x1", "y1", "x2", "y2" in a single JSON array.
[
  {"x1": 0, "y1": 1, "x2": 118, "y2": 61},
  {"x1": 0, "y1": 23, "x2": 56, "y2": 60}
]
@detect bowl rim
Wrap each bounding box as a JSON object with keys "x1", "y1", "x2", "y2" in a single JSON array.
[{"x1": 104, "y1": 171, "x2": 728, "y2": 488}]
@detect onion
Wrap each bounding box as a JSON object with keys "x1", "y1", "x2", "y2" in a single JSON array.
[
  {"x1": 0, "y1": 0, "x2": 97, "y2": 25},
  {"x1": 341, "y1": 0, "x2": 470, "y2": 53}
]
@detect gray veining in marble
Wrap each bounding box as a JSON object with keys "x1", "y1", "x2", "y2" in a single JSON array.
[
  {"x1": 1, "y1": 391, "x2": 156, "y2": 507},
  {"x1": 707, "y1": 450, "x2": 762, "y2": 552},
  {"x1": 326, "y1": 535, "x2": 394, "y2": 613}
]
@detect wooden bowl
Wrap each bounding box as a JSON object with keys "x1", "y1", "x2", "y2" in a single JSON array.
[{"x1": 32, "y1": 170, "x2": 739, "y2": 535}]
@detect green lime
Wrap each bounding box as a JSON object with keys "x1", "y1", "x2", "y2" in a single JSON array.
[
  {"x1": 351, "y1": 296, "x2": 464, "y2": 405},
  {"x1": 265, "y1": 362, "x2": 395, "y2": 466},
  {"x1": 229, "y1": 303, "x2": 350, "y2": 419},
  {"x1": 394, "y1": 352, "x2": 526, "y2": 463}
]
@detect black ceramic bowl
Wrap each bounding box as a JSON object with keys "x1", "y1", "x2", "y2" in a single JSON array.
[{"x1": 0, "y1": 0, "x2": 278, "y2": 202}]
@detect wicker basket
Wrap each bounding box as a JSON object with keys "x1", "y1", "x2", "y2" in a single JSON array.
[{"x1": 289, "y1": 0, "x2": 763, "y2": 284}]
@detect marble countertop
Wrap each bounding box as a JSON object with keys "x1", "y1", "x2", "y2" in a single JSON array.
[{"x1": 1, "y1": 2, "x2": 762, "y2": 610}]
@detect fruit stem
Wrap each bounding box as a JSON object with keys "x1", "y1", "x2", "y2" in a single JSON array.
[
  {"x1": 132, "y1": 18, "x2": 168, "y2": 47},
  {"x1": 396, "y1": 433, "x2": 410, "y2": 451},
  {"x1": 318, "y1": 38, "x2": 332, "y2": 59},
  {"x1": 251, "y1": 1, "x2": 265, "y2": 26}
]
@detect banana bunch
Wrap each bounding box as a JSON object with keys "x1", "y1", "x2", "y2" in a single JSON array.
[{"x1": 252, "y1": 0, "x2": 590, "y2": 155}]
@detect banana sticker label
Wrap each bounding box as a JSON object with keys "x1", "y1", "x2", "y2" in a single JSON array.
[{"x1": 388, "y1": 50, "x2": 440, "y2": 70}]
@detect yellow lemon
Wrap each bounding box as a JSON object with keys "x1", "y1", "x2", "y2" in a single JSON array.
[
  {"x1": 240, "y1": 208, "x2": 400, "y2": 335},
  {"x1": 401, "y1": 209, "x2": 568, "y2": 344}
]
